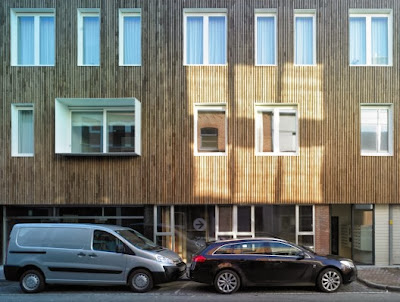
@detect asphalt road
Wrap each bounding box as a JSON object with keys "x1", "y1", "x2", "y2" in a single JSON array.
[{"x1": 1, "y1": 280, "x2": 400, "y2": 302}]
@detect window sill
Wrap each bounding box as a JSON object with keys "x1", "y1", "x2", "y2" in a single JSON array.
[
  {"x1": 57, "y1": 152, "x2": 140, "y2": 157},
  {"x1": 11, "y1": 65, "x2": 55, "y2": 67},
  {"x1": 184, "y1": 64, "x2": 228, "y2": 67},
  {"x1": 194, "y1": 152, "x2": 227, "y2": 157},
  {"x1": 119, "y1": 64, "x2": 142, "y2": 67},
  {"x1": 350, "y1": 64, "x2": 392, "y2": 67},
  {"x1": 12, "y1": 154, "x2": 34, "y2": 157},
  {"x1": 255, "y1": 152, "x2": 299, "y2": 157},
  {"x1": 255, "y1": 63, "x2": 277, "y2": 67},
  {"x1": 361, "y1": 153, "x2": 392, "y2": 157}
]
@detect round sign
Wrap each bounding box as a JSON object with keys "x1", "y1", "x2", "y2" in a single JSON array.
[{"x1": 193, "y1": 218, "x2": 206, "y2": 231}]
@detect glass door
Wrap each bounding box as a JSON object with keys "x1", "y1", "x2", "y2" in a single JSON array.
[{"x1": 352, "y1": 205, "x2": 374, "y2": 265}]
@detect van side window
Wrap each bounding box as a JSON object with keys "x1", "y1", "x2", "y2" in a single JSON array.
[{"x1": 93, "y1": 230, "x2": 122, "y2": 253}]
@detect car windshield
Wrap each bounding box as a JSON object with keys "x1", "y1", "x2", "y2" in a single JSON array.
[{"x1": 115, "y1": 229, "x2": 163, "y2": 251}]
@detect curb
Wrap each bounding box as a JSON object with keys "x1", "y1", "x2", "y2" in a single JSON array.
[{"x1": 357, "y1": 277, "x2": 400, "y2": 292}]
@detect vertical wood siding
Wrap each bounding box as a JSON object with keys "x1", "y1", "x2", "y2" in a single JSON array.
[{"x1": 0, "y1": 0, "x2": 399, "y2": 206}]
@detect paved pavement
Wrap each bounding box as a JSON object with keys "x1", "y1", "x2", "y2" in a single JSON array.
[{"x1": 357, "y1": 266, "x2": 400, "y2": 291}]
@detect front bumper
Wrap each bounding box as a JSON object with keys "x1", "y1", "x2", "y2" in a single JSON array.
[
  {"x1": 342, "y1": 265, "x2": 357, "y2": 284},
  {"x1": 153, "y1": 262, "x2": 187, "y2": 284}
]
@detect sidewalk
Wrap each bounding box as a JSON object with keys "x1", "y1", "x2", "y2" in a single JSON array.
[{"x1": 357, "y1": 266, "x2": 400, "y2": 292}]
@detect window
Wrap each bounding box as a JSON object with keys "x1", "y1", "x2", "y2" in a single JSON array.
[
  {"x1": 93, "y1": 230, "x2": 122, "y2": 253},
  {"x1": 10, "y1": 9, "x2": 55, "y2": 66},
  {"x1": 269, "y1": 242, "x2": 301, "y2": 256},
  {"x1": 296, "y1": 205, "x2": 314, "y2": 248},
  {"x1": 119, "y1": 9, "x2": 141, "y2": 66},
  {"x1": 194, "y1": 105, "x2": 226, "y2": 155},
  {"x1": 255, "y1": 105, "x2": 298, "y2": 155},
  {"x1": 360, "y1": 105, "x2": 392, "y2": 156},
  {"x1": 216, "y1": 206, "x2": 254, "y2": 240},
  {"x1": 255, "y1": 11, "x2": 277, "y2": 65},
  {"x1": 11, "y1": 104, "x2": 34, "y2": 157},
  {"x1": 55, "y1": 98, "x2": 141, "y2": 155},
  {"x1": 78, "y1": 9, "x2": 100, "y2": 66},
  {"x1": 349, "y1": 10, "x2": 392, "y2": 66},
  {"x1": 184, "y1": 10, "x2": 227, "y2": 65},
  {"x1": 294, "y1": 10, "x2": 316, "y2": 65}
]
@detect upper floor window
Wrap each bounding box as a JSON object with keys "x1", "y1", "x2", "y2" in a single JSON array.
[
  {"x1": 255, "y1": 105, "x2": 298, "y2": 155},
  {"x1": 360, "y1": 105, "x2": 392, "y2": 156},
  {"x1": 294, "y1": 10, "x2": 316, "y2": 66},
  {"x1": 255, "y1": 10, "x2": 277, "y2": 65},
  {"x1": 55, "y1": 98, "x2": 141, "y2": 156},
  {"x1": 349, "y1": 10, "x2": 392, "y2": 66},
  {"x1": 184, "y1": 9, "x2": 227, "y2": 65},
  {"x1": 78, "y1": 9, "x2": 100, "y2": 66},
  {"x1": 11, "y1": 104, "x2": 34, "y2": 157},
  {"x1": 119, "y1": 9, "x2": 141, "y2": 66},
  {"x1": 10, "y1": 9, "x2": 55, "y2": 66},
  {"x1": 194, "y1": 105, "x2": 226, "y2": 155}
]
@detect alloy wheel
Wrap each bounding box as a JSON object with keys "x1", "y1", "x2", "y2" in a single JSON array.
[
  {"x1": 216, "y1": 271, "x2": 238, "y2": 294},
  {"x1": 321, "y1": 270, "x2": 341, "y2": 292}
]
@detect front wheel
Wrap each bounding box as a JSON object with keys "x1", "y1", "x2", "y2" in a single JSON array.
[
  {"x1": 19, "y1": 269, "x2": 45, "y2": 293},
  {"x1": 128, "y1": 269, "x2": 154, "y2": 293},
  {"x1": 317, "y1": 268, "x2": 342, "y2": 293},
  {"x1": 214, "y1": 269, "x2": 240, "y2": 294}
]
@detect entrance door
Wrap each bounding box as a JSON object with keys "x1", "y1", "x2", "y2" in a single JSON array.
[
  {"x1": 331, "y1": 216, "x2": 339, "y2": 255},
  {"x1": 352, "y1": 205, "x2": 374, "y2": 265}
]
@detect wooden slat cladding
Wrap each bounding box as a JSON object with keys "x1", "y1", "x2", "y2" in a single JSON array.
[{"x1": 0, "y1": 0, "x2": 399, "y2": 206}]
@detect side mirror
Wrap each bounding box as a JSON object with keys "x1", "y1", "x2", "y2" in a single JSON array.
[{"x1": 296, "y1": 252, "x2": 305, "y2": 260}]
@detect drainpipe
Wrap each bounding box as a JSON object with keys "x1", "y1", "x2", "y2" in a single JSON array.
[{"x1": 389, "y1": 205, "x2": 393, "y2": 265}]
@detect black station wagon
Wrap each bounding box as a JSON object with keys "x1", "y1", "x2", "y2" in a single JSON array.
[{"x1": 189, "y1": 238, "x2": 357, "y2": 294}]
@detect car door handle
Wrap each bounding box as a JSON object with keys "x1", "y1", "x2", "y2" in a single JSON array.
[
  {"x1": 88, "y1": 253, "x2": 98, "y2": 258},
  {"x1": 77, "y1": 252, "x2": 86, "y2": 257}
]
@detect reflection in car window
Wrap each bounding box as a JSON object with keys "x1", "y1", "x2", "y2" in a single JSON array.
[
  {"x1": 116, "y1": 229, "x2": 161, "y2": 251},
  {"x1": 93, "y1": 230, "x2": 122, "y2": 253},
  {"x1": 215, "y1": 242, "x2": 273, "y2": 255},
  {"x1": 269, "y1": 241, "x2": 301, "y2": 256},
  {"x1": 214, "y1": 243, "x2": 243, "y2": 254}
]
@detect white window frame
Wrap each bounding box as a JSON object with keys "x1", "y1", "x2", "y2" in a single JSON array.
[
  {"x1": 215, "y1": 205, "x2": 255, "y2": 240},
  {"x1": 194, "y1": 104, "x2": 227, "y2": 156},
  {"x1": 55, "y1": 98, "x2": 141, "y2": 156},
  {"x1": 183, "y1": 9, "x2": 227, "y2": 66},
  {"x1": 119, "y1": 8, "x2": 141, "y2": 66},
  {"x1": 254, "y1": 104, "x2": 299, "y2": 156},
  {"x1": 77, "y1": 8, "x2": 100, "y2": 66},
  {"x1": 296, "y1": 205, "x2": 315, "y2": 249},
  {"x1": 255, "y1": 9, "x2": 277, "y2": 66},
  {"x1": 294, "y1": 10, "x2": 316, "y2": 66},
  {"x1": 11, "y1": 104, "x2": 34, "y2": 157},
  {"x1": 10, "y1": 8, "x2": 55, "y2": 66},
  {"x1": 360, "y1": 104, "x2": 393, "y2": 156},
  {"x1": 349, "y1": 9, "x2": 392, "y2": 66},
  {"x1": 153, "y1": 205, "x2": 175, "y2": 248}
]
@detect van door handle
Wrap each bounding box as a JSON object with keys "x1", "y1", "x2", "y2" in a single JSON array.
[
  {"x1": 77, "y1": 252, "x2": 86, "y2": 257},
  {"x1": 88, "y1": 253, "x2": 98, "y2": 258}
]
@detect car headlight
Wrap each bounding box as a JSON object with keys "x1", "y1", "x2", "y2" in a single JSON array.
[
  {"x1": 155, "y1": 254, "x2": 174, "y2": 264},
  {"x1": 340, "y1": 260, "x2": 355, "y2": 269}
]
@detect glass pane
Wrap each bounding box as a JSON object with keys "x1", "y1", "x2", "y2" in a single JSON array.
[
  {"x1": 83, "y1": 16, "x2": 100, "y2": 65},
  {"x1": 209, "y1": 16, "x2": 226, "y2": 64},
  {"x1": 361, "y1": 109, "x2": 378, "y2": 152},
  {"x1": 107, "y1": 111, "x2": 135, "y2": 152},
  {"x1": 18, "y1": 16, "x2": 34, "y2": 65},
  {"x1": 124, "y1": 16, "x2": 141, "y2": 65},
  {"x1": 39, "y1": 16, "x2": 55, "y2": 65},
  {"x1": 255, "y1": 205, "x2": 296, "y2": 242},
  {"x1": 237, "y1": 206, "x2": 251, "y2": 232},
  {"x1": 18, "y1": 110, "x2": 34, "y2": 154},
  {"x1": 257, "y1": 16, "x2": 275, "y2": 64},
  {"x1": 197, "y1": 111, "x2": 225, "y2": 152},
  {"x1": 295, "y1": 16, "x2": 313, "y2": 65},
  {"x1": 349, "y1": 17, "x2": 366, "y2": 65},
  {"x1": 93, "y1": 230, "x2": 121, "y2": 252},
  {"x1": 156, "y1": 235, "x2": 172, "y2": 250},
  {"x1": 186, "y1": 16, "x2": 203, "y2": 64},
  {"x1": 71, "y1": 112, "x2": 103, "y2": 153},
  {"x1": 298, "y1": 235, "x2": 314, "y2": 249},
  {"x1": 299, "y1": 206, "x2": 313, "y2": 232},
  {"x1": 352, "y1": 205, "x2": 374, "y2": 265},
  {"x1": 371, "y1": 17, "x2": 388, "y2": 65},
  {"x1": 380, "y1": 124, "x2": 388, "y2": 152},
  {"x1": 261, "y1": 112, "x2": 273, "y2": 152},
  {"x1": 157, "y1": 206, "x2": 171, "y2": 233},
  {"x1": 269, "y1": 241, "x2": 300, "y2": 256},
  {"x1": 218, "y1": 206, "x2": 232, "y2": 232},
  {"x1": 279, "y1": 112, "x2": 296, "y2": 152}
]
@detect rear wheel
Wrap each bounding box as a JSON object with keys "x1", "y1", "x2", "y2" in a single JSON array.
[
  {"x1": 317, "y1": 268, "x2": 342, "y2": 293},
  {"x1": 19, "y1": 269, "x2": 45, "y2": 293},
  {"x1": 128, "y1": 269, "x2": 154, "y2": 293},
  {"x1": 214, "y1": 269, "x2": 240, "y2": 294}
]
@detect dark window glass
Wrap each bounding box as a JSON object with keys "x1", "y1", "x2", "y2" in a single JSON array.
[
  {"x1": 237, "y1": 206, "x2": 251, "y2": 232},
  {"x1": 107, "y1": 111, "x2": 135, "y2": 152},
  {"x1": 93, "y1": 230, "x2": 122, "y2": 253},
  {"x1": 269, "y1": 241, "x2": 300, "y2": 256},
  {"x1": 299, "y1": 206, "x2": 313, "y2": 232}
]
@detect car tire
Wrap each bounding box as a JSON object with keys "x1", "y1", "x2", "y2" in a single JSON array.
[
  {"x1": 128, "y1": 269, "x2": 154, "y2": 293},
  {"x1": 317, "y1": 268, "x2": 342, "y2": 293},
  {"x1": 214, "y1": 269, "x2": 240, "y2": 294},
  {"x1": 19, "y1": 269, "x2": 45, "y2": 293}
]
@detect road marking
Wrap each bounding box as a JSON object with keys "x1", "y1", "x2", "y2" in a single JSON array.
[{"x1": 174, "y1": 282, "x2": 192, "y2": 294}]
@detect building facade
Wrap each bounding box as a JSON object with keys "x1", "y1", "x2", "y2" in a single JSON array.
[{"x1": 1, "y1": 0, "x2": 400, "y2": 265}]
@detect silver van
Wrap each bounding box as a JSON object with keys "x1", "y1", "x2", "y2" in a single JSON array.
[{"x1": 4, "y1": 223, "x2": 186, "y2": 293}]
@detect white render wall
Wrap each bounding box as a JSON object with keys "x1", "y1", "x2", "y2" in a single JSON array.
[{"x1": 375, "y1": 205, "x2": 389, "y2": 266}]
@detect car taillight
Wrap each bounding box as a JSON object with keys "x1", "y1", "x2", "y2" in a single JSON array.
[{"x1": 192, "y1": 255, "x2": 206, "y2": 263}]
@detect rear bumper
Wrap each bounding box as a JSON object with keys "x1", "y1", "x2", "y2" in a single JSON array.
[
  {"x1": 153, "y1": 262, "x2": 187, "y2": 284},
  {"x1": 4, "y1": 265, "x2": 20, "y2": 281}
]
